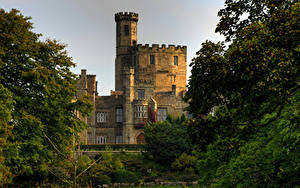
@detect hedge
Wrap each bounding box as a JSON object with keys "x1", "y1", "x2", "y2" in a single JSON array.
[{"x1": 77, "y1": 144, "x2": 145, "y2": 151}]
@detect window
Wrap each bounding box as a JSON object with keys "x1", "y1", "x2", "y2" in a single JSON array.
[
  {"x1": 96, "y1": 136, "x2": 107, "y2": 144},
  {"x1": 116, "y1": 108, "x2": 123, "y2": 123},
  {"x1": 97, "y1": 112, "x2": 107, "y2": 123},
  {"x1": 116, "y1": 136, "x2": 123, "y2": 144},
  {"x1": 135, "y1": 105, "x2": 147, "y2": 119},
  {"x1": 174, "y1": 56, "x2": 178, "y2": 65},
  {"x1": 88, "y1": 132, "x2": 92, "y2": 140},
  {"x1": 150, "y1": 55, "x2": 155, "y2": 65},
  {"x1": 172, "y1": 85, "x2": 176, "y2": 95},
  {"x1": 137, "y1": 89, "x2": 145, "y2": 99},
  {"x1": 133, "y1": 56, "x2": 137, "y2": 66},
  {"x1": 158, "y1": 108, "x2": 167, "y2": 121},
  {"x1": 124, "y1": 25, "x2": 129, "y2": 36}
]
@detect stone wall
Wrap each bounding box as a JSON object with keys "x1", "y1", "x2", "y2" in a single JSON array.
[{"x1": 135, "y1": 44, "x2": 187, "y2": 96}]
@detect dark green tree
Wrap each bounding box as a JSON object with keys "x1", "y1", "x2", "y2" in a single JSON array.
[
  {"x1": 144, "y1": 116, "x2": 191, "y2": 166},
  {"x1": 185, "y1": 0, "x2": 299, "y2": 186},
  {"x1": 0, "y1": 9, "x2": 92, "y2": 186},
  {"x1": 0, "y1": 84, "x2": 14, "y2": 186}
]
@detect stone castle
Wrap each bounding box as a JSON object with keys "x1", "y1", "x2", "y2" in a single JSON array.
[{"x1": 76, "y1": 12, "x2": 187, "y2": 144}]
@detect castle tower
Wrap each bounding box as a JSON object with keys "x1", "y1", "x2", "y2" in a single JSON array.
[{"x1": 115, "y1": 12, "x2": 138, "y2": 91}]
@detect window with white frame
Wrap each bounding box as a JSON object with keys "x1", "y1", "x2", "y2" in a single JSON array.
[
  {"x1": 158, "y1": 108, "x2": 167, "y2": 121},
  {"x1": 97, "y1": 112, "x2": 107, "y2": 123},
  {"x1": 96, "y1": 136, "x2": 107, "y2": 144},
  {"x1": 116, "y1": 108, "x2": 123, "y2": 123},
  {"x1": 115, "y1": 136, "x2": 123, "y2": 144},
  {"x1": 135, "y1": 105, "x2": 147, "y2": 119}
]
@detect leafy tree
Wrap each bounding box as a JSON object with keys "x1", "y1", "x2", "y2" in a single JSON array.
[
  {"x1": 0, "y1": 84, "x2": 14, "y2": 186},
  {"x1": 185, "y1": 0, "x2": 299, "y2": 149},
  {"x1": 216, "y1": 0, "x2": 295, "y2": 42},
  {"x1": 185, "y1": 0, "x2": 299, "y2": 186},
  {"x1": 0, "y1": 9, "x2": 92, "y2": 186},
  {"x1": 197, "y1": 93, "x2": 300, "y2": 186},
  {"x1": 144, "y1": 116, "x2": 191, "y2": 166}
]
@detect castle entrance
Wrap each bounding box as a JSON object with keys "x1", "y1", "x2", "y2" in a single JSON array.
[{"x1": 136, "y1": 133, "x2": 145, "y2": 144}]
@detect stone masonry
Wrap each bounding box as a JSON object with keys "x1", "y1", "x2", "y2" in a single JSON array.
[{"x1": 76, "y1": 12, "x2": 188, "y2": 144}]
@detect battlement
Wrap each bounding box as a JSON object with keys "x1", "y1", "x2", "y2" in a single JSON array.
[
  {"x1": 136, "y1": 44, "x2": 187, "y2": 53},
  {"x1": 115, "y1": 12, "x2": 139, "y2": 22}
]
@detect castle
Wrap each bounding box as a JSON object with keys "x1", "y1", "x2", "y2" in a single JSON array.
[{"x1": 76, "y1": 12, "x2": 187, "y2": 144}]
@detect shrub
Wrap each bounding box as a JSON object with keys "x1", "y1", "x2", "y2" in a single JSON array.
[
  {"x1": 171, "y1": 153, "x2": 197, "y2": 174},
  {"x1": 178, "y1": 174, "x2": 199, "y2": 182},
  {"x1": 110, "y1": 169, "x2": 141, "y2": 183},
  {"x1": 91, "y1": 173, "x2": 111, "y2": 186}
]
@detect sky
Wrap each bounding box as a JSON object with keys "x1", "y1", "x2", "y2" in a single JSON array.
[{"x1": 0, "y1": 0, "x2": 225, "y2": 95}]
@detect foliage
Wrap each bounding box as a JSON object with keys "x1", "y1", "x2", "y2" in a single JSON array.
[
  {"x1": 197, "y1": 94, "x2": 300, "y2": 186},
  {"x1": 0, "y1": 84, "x2": 13, "y2": 185},
  {"x1": 90, "y1": 173, "x2": 111, "y2": 185},
  {"x1": 0, "y1": 9, "x2": 92, "y2": 186},
  {"x1": 171, "y1": 153, "x2": 197, "y2": 174},
  {"x1": 216, "y1": 0, "x2": 295, "y2": 42},
  {"x1": 144, "y1": 115, "x2": 191, "y2": 166},
  {"x1": 185, "y1": 0, "x2": 300, "y2": 186},
  {"x1": 111, "y1": 169, "x2": 141, "y2": 183}
]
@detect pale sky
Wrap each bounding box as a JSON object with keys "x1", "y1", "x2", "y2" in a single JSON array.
[{"x1": 0, "y1": 0, "x2": 225, "y2": 95}]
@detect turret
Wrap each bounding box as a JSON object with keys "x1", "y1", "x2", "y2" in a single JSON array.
[
  {"x1": 115, "y1": 12, "x2": 138, "y2": 55},
  {"x1": 115, "y1": 12, "x2": 138, "y2": 91}
]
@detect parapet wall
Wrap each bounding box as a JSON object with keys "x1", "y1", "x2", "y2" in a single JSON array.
[
  {"x1": 137, "y1": 44, "x2": 187, "y2": 53},
  {"x1": 115, "y1": 12, "x2": 139, "y2": 22}
]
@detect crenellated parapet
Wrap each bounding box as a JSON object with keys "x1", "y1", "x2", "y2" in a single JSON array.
[
  {"x1": 115, "y1": 12, "x2": 139, "y2": 22},
  {"x1": 136, "y1": 44, "x2": 187, "y2": 53}
]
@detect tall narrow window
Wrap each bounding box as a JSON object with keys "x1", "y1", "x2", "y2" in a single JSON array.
[
  {"x1": 150, "y1": 55, "x2": 155, "y2": 65},
  {"x1": 174, "y1": 56, "x2": 178, "y2": 65},
  {"x1": 97, "y1": 112, "x2": 107, "y2": 122},
  {"x1": 115, "y1": 135, "x2": 122, "y2": 144},
  {"x1": 116, "y1": 108, "x2": 123, "y2": 123},
  {"x1": 158, "y1": 108, "x2": 167, "y2": 121},
  {"x1": 172, "y1": 85, "x2": 176, "y2": 95},
  {"x1": 97, "y1": 136, "x2": 107, "y2": 144},
  {"x1": 88, "y1": 132, "x2": 92, "y2": 141},
  {"x1": 137, "y1": 89, "x2": 145, "y2": 99},
  {"x1": 135, "y1": 105, "x2": 147, "y2": 119},
  {"x1": 134, "y1": 56, "x2": 137, "y2": 66},
  {"x1": 124, "y1": 25, "x2": 129, "y2": 36}
]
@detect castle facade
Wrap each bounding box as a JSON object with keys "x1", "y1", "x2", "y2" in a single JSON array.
[{"x1": 77, "y1": 12, "x2": 187, "y2": 144}]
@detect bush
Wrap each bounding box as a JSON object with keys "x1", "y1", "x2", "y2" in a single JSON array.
[
  {"x1": 178, "y1": 174, "x2": 199, "y2": 182},
  {"x1": 91, "y1": 173, "x2": 111, "y2": 186},
  {"x1": 171, "y1": 153, "x2": 197, "y2": 174},
  {"x1": 111, "y1": 169, "x2": 141, "y2": 183}
]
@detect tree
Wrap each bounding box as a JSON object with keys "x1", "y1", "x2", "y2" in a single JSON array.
[
  {"x1": 144, "y1": 116, "x2": 191, "y2": 166},
  {"x1": 185, "y1": 0, "x2": 299, "y2": 186},
  {"x1": 0, "y1": 9, "x2": 92, "y2": 186},
  {"x1": 0, "y1": 84, "x2": 14, "y2": 186},
  {"x1": 216, "y1": 0, "x2": 295, "y2": 42}
]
